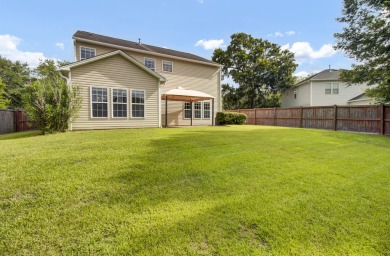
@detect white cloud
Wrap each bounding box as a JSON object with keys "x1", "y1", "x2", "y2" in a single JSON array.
[
  {"x1": 268, "y1": 31, "x2": 296, "y2": 37},
  {"x1": 55, "y1": 42, "x2": 64, "y2": 50},
  {"x1": 282, "y1": 42, "x2": 336, "y2": 63},
  {"x1": 294, "y1": 71, "x2": 310, "y2": 77},
  {"x1": 195, "y1": 39, "x2": 225, "y2": 50},
  {"x1": 197, "y1": 0, "x2": 204, "y2": 3},
  {"x1": 0, "y1": 34, "x2": 47, "y2": 67}
]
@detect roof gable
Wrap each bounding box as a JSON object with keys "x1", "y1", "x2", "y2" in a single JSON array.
[
  {"x1": 296, "y1": 69, "x2": 340, "y2": 87},
  {"x1": 59, "y1": 50, "x2": 166, "y2": 82},
  {"x1": 73, "y1": 31, "x2": 221, "y2": 67}
]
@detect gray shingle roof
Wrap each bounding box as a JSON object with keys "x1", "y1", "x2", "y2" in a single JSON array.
[
  {"x1": 296, "y1": 69, "x2": 340, "y2": 86},
  {"x1": 73, "y1": 31, "x2": 218, "y2": 66}
]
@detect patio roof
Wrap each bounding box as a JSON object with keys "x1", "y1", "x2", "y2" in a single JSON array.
[{"x1": 161, "y1": 87, "x2": 215, "y2": 102}]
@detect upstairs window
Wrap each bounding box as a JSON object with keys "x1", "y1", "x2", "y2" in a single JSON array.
[
  {"x1": 80, "y1": 47, "x2": 96, "y2": 60},
  {"x1": 325, "y1": 82, "x2": 339, "y2": 95},
  {"x1": 332, "y1": 83, "x2": 339, "y2": 94},
  {"x1": 162, "y1": 60, "x2": 173, "y2": 72},
  {"x1": 144, "y1": 58, "x2": 156, "y2": 71},
  {"x1": 294, "y1": 90, "x2": 297, "y2": 99},
  {"x1": 91, "y1": 87, "x2": 108, "y2": 118},
  {"x1": 325, "y1": 83, "x2": 332, "y2": 94},
  {"x1": 112, "y1": 89, "x2": 128, "y2": 118}
]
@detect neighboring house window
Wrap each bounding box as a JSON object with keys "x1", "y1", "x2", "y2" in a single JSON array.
[
  {"x1": 112, "y1": 89, "x2": 128, "y2": 118},
  {"x1": 144, "y1": 58, "x2": 155, "y2": 71},
  {"x1": 162, "y1": 60, "x2": 173, "y2": 72},
  {"x1": 332, "y1": 83, "x2": 339, "y2": 94},
  {"x1": 325, "y1": 82, "x2": 339, "y2": 95},
  {"x1": 184, "y1": 102, "x2": 192, "y2": 119},
  {"x1": 203, "y1": 102, "x2": 211, "y2": 119},
  {"x1": 91, "y1": 87, "x2": 108, "y2": 118},
  {"x1": 131, "y1": 90, "x2": 145, "y2": 118},
  {"x1": 194, "y1": 102, "x2": 202, "y2": 119},
  {"x1": 294, "y1": 90, "x2": 297, "y2": 99},
  {"x1": 80, "y1": 47, "x2": 96, "y2": 60}
]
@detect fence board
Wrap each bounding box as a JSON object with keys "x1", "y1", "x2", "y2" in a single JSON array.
[
  {"x1": 227, "y1": 105, "x2": 389, "y2": 136},
  {"x1": 0, "y1": 110, "x2": 14, "y2": 134}
]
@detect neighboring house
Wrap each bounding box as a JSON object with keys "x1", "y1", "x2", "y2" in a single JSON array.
[
  {"x1": 281, "y1": 69, "x2": 376, "y2": 108},
  {"x1": 58, "y1": 31, "x2": 222, "y2": 130}
]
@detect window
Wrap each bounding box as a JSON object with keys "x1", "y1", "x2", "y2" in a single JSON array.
[
  {"x1": 80, "y1": 47, "x2": 96, "y2": 60},
  {"x1": 184, "y1": 102, "x2": 192, "y2": 119},
  {"x1": 332, "y1": 83, "x2": 339, "y2": 94},
  {"x1": 112, "y1": 89, "x2": 128, "y2": 118},
  {"x1": 162, "y1": 60, "x2": 173, "y2": 72},
  {"x1": 144, "y1": 58, "x2": 155, "y2": 71},
  {"x1": 194, "y1": 102, "x2": 202, "y2": 119},
  {"x1": 325, "y1": 83, "x2": 332, "y2": 94},
  {"x1": 131, "y1": 90, "x2": 145, "y2": 118},
  {"x1": 203, "y1": 102, "x2": 211, "y2": 119},
  {"x1": 91, "y1": 87, "x2": 108, "y2": 118},
  {"x1": 294, "y1": 90, "x2": 297, "y2": 99},
  {"x1": 325, "y1": 82, "x2": 339, "y2": 95}
]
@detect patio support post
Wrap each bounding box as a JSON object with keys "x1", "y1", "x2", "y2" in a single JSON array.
[
  {"x1": 212, "y1": 98, "x2": 215, "y2": 126},
  {"x1": 165, "y1": 96, "x2": 168, "y2": 128},
  {"x1": 190, "y1": 102, "x2": 193, "y2": 126}
]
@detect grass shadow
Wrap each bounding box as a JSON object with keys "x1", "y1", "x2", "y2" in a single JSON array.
[{"x1": 0, "y1": 130, "x2": 41, "y2": 141}]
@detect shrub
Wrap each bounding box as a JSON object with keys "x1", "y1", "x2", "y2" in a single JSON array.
[
  {"x1": 216, "y1": 112, "x2": 247, "y2": 125},
  {"x1": 22, "y1": 75, "x2": 81, "y2": 134}
]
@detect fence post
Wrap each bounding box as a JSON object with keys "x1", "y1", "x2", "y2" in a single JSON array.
[
  {"x1": 333, "y1": 105, "x2": 338, "y2": 131},
  {"x1": 254, "y1": 108, "x2": 257, "y2": 125},
  {"x1": 381, "y1": 104, "x2": 385, "y2": 135},
  {"x1": 300, "y1": 107, "x2": 303, "y2": 128},
  {"x1": 273, "y1": 108, "x2": 277, "y2": 126}
]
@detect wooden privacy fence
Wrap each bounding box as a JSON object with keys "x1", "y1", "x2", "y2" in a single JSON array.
[
  {"x1": 0, "y1": 110, "x2": 35, "y2": 134},
  {"x1": 227, "y1": 105, "x2": 390, "y2": 135}
]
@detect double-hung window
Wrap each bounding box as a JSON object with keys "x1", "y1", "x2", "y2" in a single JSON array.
[
  {"x1": 91, "y1": 87, "x2": 108, "y2": 118},
  {"x1": 184, "y1": 102, "x2": 192, "y2": 119},
  {"x1": 194, "y1": 102, "x2": 202, "y2": 119},
  {"x1": 80, "y1": 47, "x2": 96, "y2": 60},
  {"x1": 112, "y1": 89, "x2": 128, "y2": 118},
  {"x1": 162, "y1": 60, "x2": 173, "y2": 72},
  {"x1": 332, "y1": 83, "x2": 339, "y2": 94},
  {"x1": 203, "y1": 102, "x2": 211, "y2": 119},
  {"x1": 325, "y1": 82, "x2": 339, "y2": 95},
  {"x1": 144, "y1": 58, "x2": 155, "y2": 71},
  {"x1": 131, "y1": 90, "x2": 145, "y2": 118}
]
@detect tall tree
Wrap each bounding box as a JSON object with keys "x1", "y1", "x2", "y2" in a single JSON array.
[
  {"x1": 0, "y1": 56, "x2": 31, "y2": 108},
  {"x1": 221, "y1": 83, "x2": 239, "y2": 110},
  {"x1": 334, "y1": 0, "x2": 390, "y2": 103},
  {"x1": 212, "y1": 33, "x2": 297, "y2": 108},
  {"x1": 0, "y1": 78, "x2": 9, "y2": 109}
]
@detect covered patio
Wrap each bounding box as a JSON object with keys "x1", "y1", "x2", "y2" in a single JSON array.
[{"x1": 161, "y1": 87, "x2": 215, "y2": 128}]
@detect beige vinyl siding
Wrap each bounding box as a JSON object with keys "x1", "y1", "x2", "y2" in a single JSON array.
[
  {"x1": 281, "y1": 83, "x2": 311, "y2": 108},
  {"x1": 70, "y1": 54, "x2": 159, "y2": 130},
  {"x1": 311, "y1": 81, "x2": 369, "y2": 106},
  {"x1": 75, "y1": 41, "x2": 220, "y2": 127}
]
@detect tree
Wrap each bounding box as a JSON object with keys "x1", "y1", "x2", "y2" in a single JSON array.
[
  {"x1": 212, "y1": 33, "x2": 297, "y2": 108},
  {"x1": 0, "y1": 56, "x2": 31, "y2": 108},
  {"x1": 33, "y1": 59, "x2": 71, "y2": 78},
  {"x1": 22, "y1": 62, "x2": 81, "y2": 134},
  {"x1": 221, "y1": 83, "x2": 240, "y2": 110},
  {"x1": 334, "y1": 0, "x2": 390, "y2": 103},
  {"x1": 0, "y1": 78, "x2": 9, "y2": 109}
]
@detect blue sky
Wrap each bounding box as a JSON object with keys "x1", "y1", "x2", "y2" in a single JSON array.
[{"x1": 0, "y1": 0, "x2": 354, "y2": 78}]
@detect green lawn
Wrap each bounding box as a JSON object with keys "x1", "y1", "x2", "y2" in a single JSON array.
[{"x1": 0, "y1": 126, "x2": 389, "y2": 255}]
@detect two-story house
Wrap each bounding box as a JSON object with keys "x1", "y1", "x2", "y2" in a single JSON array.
[
  {"x1": 58, "y1": 31, "x2": 222, "y2": 130},
  {"x1": 282, "y1": 69, "x2": 376, "y2": 108}
]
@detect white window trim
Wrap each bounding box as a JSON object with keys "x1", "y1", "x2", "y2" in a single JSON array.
[
  {"x1": 193, "y1": 102, "x2": 202, "y2": 120},
  {"x1": 162, "y1": 60, "x2": 173, "y2": 73},
  {"x1": 131, "y1": 89, "x2": 146, "y2": 119},
  {"x1": 183, "y1": 102, "x2": 192, "y2": 120},
  {"x1": 325, "y1": 82, "x2": 340, "y2": 95},
  {"x1": 144, "y1": 57, "x2": 156, "y2": 71},
  {"x1": 90, "y1": 86, "x2": 109, "y2": 119},
  {"x1": 80, "y1": 46, "x2": 96, "y2": 61},
  {"x1": 111, "y1": 88, "x2": 128, "y2": 119},
  {"x1": 203, "y1": 102, "x2": 211, "y2": 120}
]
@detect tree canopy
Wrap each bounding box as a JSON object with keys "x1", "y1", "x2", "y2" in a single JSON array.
[
  {"x1": 212, "y1": 33, "x2": 297, "y2": 109},
  {"x1": 334, "y1": 0, "x2": 390, "y2": 103}
]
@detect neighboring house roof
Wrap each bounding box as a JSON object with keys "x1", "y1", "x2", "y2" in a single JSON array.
[
  {"x1": 295, "y1": 69, "x2": 340, "y2": 87},
  {"x1": 348, "y1": 93, "x2": 373, "y2": 102},
  {"x1": 73, "y1": 30, "x2": 221, "y2": 67},
  {"x1": 59, "y1": 50, "x2": 166, "y2": 83}
]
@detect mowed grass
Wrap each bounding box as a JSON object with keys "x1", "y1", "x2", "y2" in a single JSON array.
[{"x1": 0, "y1": 126, "x2": 389, "y2": 255}]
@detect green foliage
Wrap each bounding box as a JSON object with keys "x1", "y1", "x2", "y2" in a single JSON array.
[
  {"x1": 221, "y1": 83, "x2": 240, "y2": 110},
  {"x1": 213, "y1": 33, "x2": 297, "y2": 108},
  {"x1": 0, "y1": 56, "x2": 31, "y2": 108},
  {"x1": 0, "y1": 127, "x2": 389, "y2": 254},
  {"x1": 22, "y1": 75, "x2": 81, "y2": 134},
  {"x1": 216, "y1": 111, "x2": 247, "y2": 125},
  {"x1": 334, "y1": 0, "x2": 390, "y2": 103},
  {"x1": 0, "y1": 78, "x2": 10, "y2": 109},
  {"x1": 34, "y1": 59, "x2": 71, "y2": 78}
]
